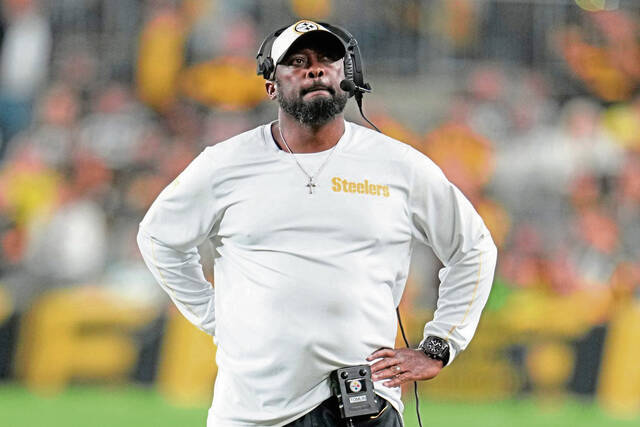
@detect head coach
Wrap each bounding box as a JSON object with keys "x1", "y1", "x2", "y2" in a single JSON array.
[{"x1": 138, "y1": 20, "x2": 497, "y2": 427}]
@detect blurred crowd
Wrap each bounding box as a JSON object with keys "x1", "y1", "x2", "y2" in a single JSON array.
[{"x1": 0, "y1": 0, "x2": 638, "y2": 320}]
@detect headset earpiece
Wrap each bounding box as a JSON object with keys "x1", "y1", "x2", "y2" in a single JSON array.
[
  {"x1": 257, "y1": 57, "x2": 274, "y2": 80},
  {"x1": 341, "y1": 53, "x2": 356, "y2": 98},
  {"x1": 343, "y1": 53, "x2": 354, "y2": 83},
  {"x1": 256, "y1": 26, "x2": 287, "y2": 80}
]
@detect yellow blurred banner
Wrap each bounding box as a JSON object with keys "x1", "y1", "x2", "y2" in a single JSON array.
[
  {"x1": 15, "y1": 287, "x2": 157, "y2": 393},
  {"x1": 8, "y1": 284, "x2": 640, "y2": 419}
]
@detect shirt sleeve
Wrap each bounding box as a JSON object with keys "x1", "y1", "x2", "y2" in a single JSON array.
[
  {"x1": 408, "y1": 151, "x2": 497, "y2": 366},
  {"x1": 137, "y1": 148, "x2": 219, "y2": 336}
]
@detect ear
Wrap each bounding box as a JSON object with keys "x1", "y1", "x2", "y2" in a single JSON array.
[{"x1": 265, "y1": 81, "x2": 278, "y2": 100}]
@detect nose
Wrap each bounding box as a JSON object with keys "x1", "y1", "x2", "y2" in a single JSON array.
[
  {"x1": 305, "y1": 55, "x2": 325, "y2": 79},
  {"x1": 306, "y1": 66, "x2": 324, "y2": 79}
]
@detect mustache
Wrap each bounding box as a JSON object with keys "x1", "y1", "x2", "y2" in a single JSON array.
[{"x1": 301, "y1": 84, "x2": 335, "y2": 96}]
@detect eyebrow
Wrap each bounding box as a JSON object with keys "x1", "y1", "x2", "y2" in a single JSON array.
[{"x1": 283, "y1": 48, "x2": 341, "y2": 63}]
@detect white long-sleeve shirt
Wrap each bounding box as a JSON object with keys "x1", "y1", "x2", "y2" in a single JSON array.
[{"x1": 138, "y1": 121, "x2": 497, "y2": 426}]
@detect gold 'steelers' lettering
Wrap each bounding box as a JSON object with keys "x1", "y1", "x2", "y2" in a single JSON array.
[
  {"x1": 331, "y1": 176, "x2": 390, "y2": 197},
  {"x1": 331, "y1": 176, "x2": 341, "y2": 192}
]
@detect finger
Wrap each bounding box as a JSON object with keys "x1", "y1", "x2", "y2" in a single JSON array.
[
  {"x1": 370, "y1": 357, "x2": 399, "y2": 374},
  {"x1": 372, "y1": 364, "x2": 404, "y2": 381},
  {"x1": 383, "y1": 371, "x2": 412, "y2": 388},
  {"x1": 367, "y1": 348, "x2": 395, "y2": 361}
]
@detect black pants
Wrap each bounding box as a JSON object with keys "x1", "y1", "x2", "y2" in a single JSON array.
[{"x1": 285, "y1": 396, "x2": 402, "y2": 427}]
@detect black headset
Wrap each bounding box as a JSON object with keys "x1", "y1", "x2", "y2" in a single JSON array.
[
  {"x1": 255, "y1": 22, "x2": 372, "y2": 100},
  {"x1": 256, "y1": 21, "x2": 379, "y2": 132}
]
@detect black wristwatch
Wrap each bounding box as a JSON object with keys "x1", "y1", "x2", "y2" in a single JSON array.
[{"x1": 418, "y1": 336, "x2": 450, "y2": 366}]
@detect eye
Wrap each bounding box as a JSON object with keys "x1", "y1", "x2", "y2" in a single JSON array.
[{"x1": 289, "y1": 56, "x2": 306, "y2": 66}]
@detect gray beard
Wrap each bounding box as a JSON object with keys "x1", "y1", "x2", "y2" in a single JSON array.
[{"x1": 277, "y1": 87, "x2": 348, "y2": 128}]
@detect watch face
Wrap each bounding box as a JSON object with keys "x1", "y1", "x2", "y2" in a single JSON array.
[
  {"x1": 421, "y1": 336, "x2": 450, "y2": 365},
  {"x1": 426, "y1": 339, "x2": 443, "y2": 353}
]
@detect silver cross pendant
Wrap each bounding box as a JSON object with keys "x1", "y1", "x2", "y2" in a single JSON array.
[{"x1": 306, "y1": 177, "x2": 317, "y2": 194}]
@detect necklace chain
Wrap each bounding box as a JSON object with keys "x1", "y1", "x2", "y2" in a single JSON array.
[{"x1": 277, "y1": 122, "x2": 339, "y2": 194}]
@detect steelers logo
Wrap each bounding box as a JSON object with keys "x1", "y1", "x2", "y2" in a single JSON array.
[
  {"x1": 295, "y1": 21, "x2": 319, "y2": 33},
  {"x1": 348, "y1": 379, "x2": 362, "y2": 393}
]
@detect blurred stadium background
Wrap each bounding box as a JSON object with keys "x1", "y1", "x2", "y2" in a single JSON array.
[{"x1": 0, "y1": 0, "x2": 639, "y2": 426}]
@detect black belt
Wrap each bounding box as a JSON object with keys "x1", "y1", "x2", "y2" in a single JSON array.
[
  {"x1": 321, "y1": 395, "x2": 388, "y2": 419},
  {"x1": 286, "y1": 396, "x2": 392, "y2": 427}
]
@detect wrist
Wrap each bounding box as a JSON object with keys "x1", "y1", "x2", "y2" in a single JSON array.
[{"x1": 417, "y1": 336, "x2": 450, "y2": 366}]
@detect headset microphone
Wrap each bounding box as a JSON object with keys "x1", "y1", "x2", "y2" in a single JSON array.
[
  {"x1": 339, "y1": 79, "x2": 371, "y2": 96},
  {"x1": 339, "y1": 79, "x2": 356, "y2": 96}
]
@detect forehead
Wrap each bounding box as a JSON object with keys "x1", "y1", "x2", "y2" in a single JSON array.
[{"x1": 280, "y1": 32, "x2": 345, "y2": 62}]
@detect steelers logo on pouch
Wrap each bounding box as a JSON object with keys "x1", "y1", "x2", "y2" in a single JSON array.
[
  {"x1": 348, "y1": 379, "x2": 362, "y2": 393},
  {"x1": 295, "y1": 21, "x2": 319, "y2": 33}
]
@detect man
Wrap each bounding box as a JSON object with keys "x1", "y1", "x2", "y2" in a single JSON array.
[{"x1": 138, "y1": 20, "x2": 497, "y2": 427}]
